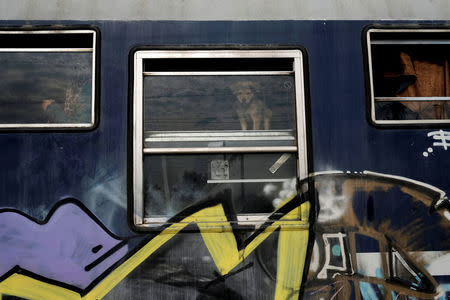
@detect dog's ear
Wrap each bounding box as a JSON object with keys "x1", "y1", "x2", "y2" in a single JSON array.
[{"x1": 231, "y1": 81, "x2": 260, "y2": 94}]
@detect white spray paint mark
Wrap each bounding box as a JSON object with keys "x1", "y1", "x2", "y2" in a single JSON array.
[
  {"x1": 311, "y1": 170, "x2": 447, "y2": 213},
  {"x1": 362, "y1": 170, "x2": 447, "y2": 204},
  {"x1": 423, "y1": 146, "x2": 434, "y2": 158},
  {"x1": 316, "y1": 178, "x2": 347, "y2": 222},
  {"x1": 201, "y1": 256, "x2": 212, "y2": 263},
  {"x1": 309, "y1": 241, "x2": 320, "y2": 273},
  {"x1": 445, "y1": 211, "x2": 450, "y2": 221},
  {"x1": 428, "y1": 130, "x2": 450, "y2": 150},
  {"x1": 317, "y1": 233, "x2": 348, "y2": 279},
  {"x1": 422, "y1": 130, "x2": 450, "y2": 157},
  {"x1": 274, "y1": 179, "x2": 296, "y2": 208},
  {"x1": 263, "y1": 178, "x2": 296, "y2": 209},
  {"x1": 422, "y1": 252, "x2": 450, "y2": 276},
  {"x1": 272, "y1": 198, "x2": 283, "y2": 208},
  {"x1": 356, "y1": 253, "x2": 383, "y2": 277},
  {"x1": 263, "y1": 183, "x2": 277, "y2": 196},
  {"x1": 308, "y1": 170, "x2": 344, "y2": 176},
  {"x1": 357, "y1": 251, "x2": 450, "y2": 276}
]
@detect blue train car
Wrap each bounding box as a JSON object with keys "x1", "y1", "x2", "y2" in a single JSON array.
[{"x1": 0, "y1": 4, "x2": 449, "y2": 299}]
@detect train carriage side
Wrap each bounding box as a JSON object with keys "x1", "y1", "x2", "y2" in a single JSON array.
[{"x1": 0, "y1": 20, "x2": 448, "y2": 300}]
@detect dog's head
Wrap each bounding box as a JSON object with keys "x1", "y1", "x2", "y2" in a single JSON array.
[{"x1": 231, "y1": 81, "x2": 259, "y2": 104}]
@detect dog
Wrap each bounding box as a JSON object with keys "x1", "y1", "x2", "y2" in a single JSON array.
[{"x1": 231, "y1": 81, "x2": 272, "y2": 130}]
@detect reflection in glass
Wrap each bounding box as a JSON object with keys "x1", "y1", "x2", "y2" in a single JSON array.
[
  {"x1": 0, "y1": 52, "x2": 92, "y2": 124},
  {"x1": 143, "y1": 153, "x2": 297, "y2": 218},
  {"x1": 372, "y1": 44, "x2": 450, "y2": 120},
  {"x1": 144, "y1": 75, "x2": 296, "y2": 131},
  {"x1": 375, "y1": 101, "x2": 450, "y2": 120}
]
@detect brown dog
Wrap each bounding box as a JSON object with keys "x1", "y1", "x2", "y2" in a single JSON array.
[{"x1": 231, "y1": 81, "x2": 272, "y2": 130}]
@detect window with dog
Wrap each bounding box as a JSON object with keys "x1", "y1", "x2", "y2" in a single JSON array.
[{"x1": 131, "y1": 50, "x2": 308, "y2": 228}]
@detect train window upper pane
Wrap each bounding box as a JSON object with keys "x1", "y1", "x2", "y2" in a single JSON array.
[
  {"x1": 0, "y1": 29, "x2": 97, "y2": 129},
  {"x1": 367, "y1": 29, "x2": 450, "y2": 125},
  {"x1": 132, "y1": 50, "x2": 308, "y2": 229},
  {"x1": 144, "y1": 75, "x2": 296, "y2": 148}
]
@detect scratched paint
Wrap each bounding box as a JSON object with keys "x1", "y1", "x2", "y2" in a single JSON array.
[
  {"x1": 301, "y1": 172, "x2": 450, "y2": 300},
  {"x1": 0, "y1": 172, "x2": 448, "y2": 299},
  {"x1": 0, "y1": 194, "x2": 310, "y2": 300},
  {"x1": 0, "y1": 201, "x2": 129, "y2": 289}
]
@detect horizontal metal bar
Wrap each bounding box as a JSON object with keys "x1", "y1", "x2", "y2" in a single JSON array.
[
  {"x1": 136, "y1": 50, "x2": 302, "y2": 59},
  {"x1": 138, "y1": 222, "x2": 307, "y2": 231},
  {"x1": 146, "y1": 136, "x2": 295, "y2": 142},
  {"x1": 143, "y1": 71, "x2": 294, "y2": 76},
  {"x1": 0, "y1": 48, "x2": 93, "y2": 52},
  {"x1": 143, "y1": 214, "x2": 273, "y2": 224},
  {"x1": 0, "y1": 30, "x2": 96, "y2": 35},
  {"x1": 143, "y1": 146, "x2": 298, "y2": 154},
  {"x1": 0, "y1": 122, "x2": 94, "y2": 128},
  {"x1": 207, "y1": 178, "x2": 294, "y2": 183},
  {"x1": 369, "y1": 29, "x2": 450, "y2": 34},
  {"x1": 375, "y1": 97, "x2": 450, "y2": 102},
  {"x1": 374, "y1": 119, "x2": 450, "y2": 125},
  {"x1": 141, "y1": 214, "x2": 306, "y2": 228},
  {"x1": 146, "y1": 130, "x2": 294, "y2": 137},
  {"x1": 371, "y1": 40, "x2": 450, "y2": 45}
]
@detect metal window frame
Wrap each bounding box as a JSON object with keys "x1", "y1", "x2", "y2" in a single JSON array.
[
  {"x1": 144, "y1": 130, "x2": 297, "y2": 153},
  {"x1": 0, "y1": 29, "x2": 97, "y2": 129},
  {"x1": 132, "y1": 49, "x2": 308, "y2": 227},
  {"x1": 366, "y1": 28, "x2": 450, "y2": 125}
]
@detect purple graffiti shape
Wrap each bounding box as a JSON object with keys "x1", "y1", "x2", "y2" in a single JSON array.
[{"x1": 0, "y1": 201, "x2": 128, "y2": 289}]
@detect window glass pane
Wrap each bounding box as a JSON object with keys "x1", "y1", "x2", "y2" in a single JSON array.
[
  {"x1": 144, "y1": 75, "x2": 296, "y2": 132},
  {"x1": 143, "y1": 153, "x2": 297, "y2": 218},
  {"x1": 375, "y1": 101, "x2": 450, "y2": 120},
  {"x1": 371, "y1": 42, "x2": 450, "y2": 121},
  {"x1": 0, "y1": 52, "x2": 92, "y2": 124}
]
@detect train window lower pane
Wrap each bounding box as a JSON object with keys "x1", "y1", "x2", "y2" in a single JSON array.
[
  {"x1": 375, "y1": 101, "x2": 450, "y2": 120},
  {"x1": 143, "y1": 153, "x2": 297, "y2": 219}
]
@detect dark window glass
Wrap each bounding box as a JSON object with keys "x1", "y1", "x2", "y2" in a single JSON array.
[
  {"x1": 373, "y1": 44, "x2": 450, "y2": 120},
  {"x1": 369, "y1": 30, "x2": 450, "y2": 122},
  {"x1": 143, "y1": 153, "x2": 297, "y2": 218},
  {"x1": 0, "y1": 52, "x2": 92, "y2": 124},
  {"x1": 144, "y1": 75, "x2": 296, "y2": 132}
]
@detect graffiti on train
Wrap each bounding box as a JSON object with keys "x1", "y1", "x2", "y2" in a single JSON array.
[
  {"x1": 0, "y1": 171, "x2": 449, "y2": 299},
  {"x1": 0, "y1": 194, "x2": 310, "y2": 299}
]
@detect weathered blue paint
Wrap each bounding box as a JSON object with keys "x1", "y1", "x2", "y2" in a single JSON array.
[{"x1": 0, "y1": 20, "x2": 448, "y2": 299}]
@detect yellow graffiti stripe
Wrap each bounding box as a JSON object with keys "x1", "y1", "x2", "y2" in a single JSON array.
[
  {"x1": 276, "y1": 223, "x2": 309, "y2": 299},
  {"x1": 0, "y1": 274, "x2": 81, "y2": 300},
  {"x1": 0, "y1": 195, "x2": 310, "y2": 300}
]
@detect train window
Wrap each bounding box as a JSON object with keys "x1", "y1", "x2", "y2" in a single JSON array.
[
  {"x1": 131, "y1": 50, "x2": 308, "y2": 228},
  {"x1": 366, "y1": 29, "x2": 450, "y2": 125},
  {"x1": 0, "y1": 29, "x2": 98, "y2": 129}
]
